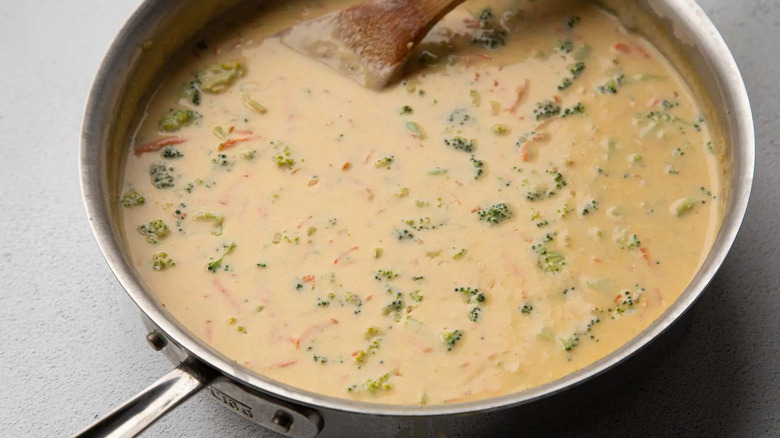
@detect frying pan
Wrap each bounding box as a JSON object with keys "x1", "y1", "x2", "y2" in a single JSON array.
[{"x1": 77, "y1": 0, "x2": 754, "y2": 436}]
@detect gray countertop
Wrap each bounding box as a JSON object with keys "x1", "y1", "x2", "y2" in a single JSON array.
[{"x1": 1, "y1": 0, "x2": 777, "y2": 437}]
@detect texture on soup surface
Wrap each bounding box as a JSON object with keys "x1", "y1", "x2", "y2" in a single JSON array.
[{"x1": 120, "y1": 0, "x2": 723, "y2": 404}]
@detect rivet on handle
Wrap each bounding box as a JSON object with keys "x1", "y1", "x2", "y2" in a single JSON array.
[
  {"x1": 271, "y1": 410, "x2": 294, "y2": 432},
  {"x1": 146, "y1": 330, "x2": 168, "y2": 351}
]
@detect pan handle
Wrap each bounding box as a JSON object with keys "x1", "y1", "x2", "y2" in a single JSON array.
[{"x1": 73, "y1": 357, "x2": 216, "y2": 438}]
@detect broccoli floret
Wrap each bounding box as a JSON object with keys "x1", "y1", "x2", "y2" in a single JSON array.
[
  {"x1": 597, "y1": 73, "x2": 625, "y2": 94},
  {"x1": 472, "y1": 29, "x2": 507, "y2": 49},
  {"x1": 382, "y1": 298, "x2": 403, "y2": 316},
  {"x1": 520, "y1": 304, "x2": 533, "y2": 314},
  {"x1": 547, "y1": 169, "x2": 567, "y2": 191},
  {"x1": 120, "y1": 188, "x2": 145, "y2": 207},
  {"x1": 137, "y1": 219, "x2": 169, "y2": 244},
  {"x1": 533, "y1": 100, "x2": 561, "y2": 120},
  {"x1": 394, "y1": 229, "x2": 415, "y2": 240},
  {"x1": 149, "y1": 161, "x2": 175, "y2": 189},
  {"x1": 272, "y1": 146, "x2": 295, "y2": 169},
  {"x1": 161, "y1": 146, "x2": 183, "y2": 159},
  {"x1": 374, "y1": 270, "x2": 399, "y2": 281},
  {"x1": 566, "y1": 16, "x2": 581, "y2": 29},
  {"x1": 560, "y1": 335, "x2": 579, "y2": 351},
  {"x1": 470, "y1": 156, "x2": 485, "y2": 179},
  {"x1": 444, "y1": 137, "x2": 475, "y2": 153},
  {"x1": 608, "y1": 285, "x2": 644, "y2": 318},
  {"x1": 207, "y1": 241, "x2": 236, "y2": 273},
  {"x1": 581, "y1": 200, "x2": 599, "y2": 215},
  {"x1": 570, "y1": 62, "x2": 586, "y2": 78},
  {"x1": 561, "y1": 103, "x2": 585, "y2": 117},
  {"x1": 400, "y1": 105, "x2": 413, "y2": 115},
  {"x1": 533, "y1": 244, "x2": 565, "y2": 273},
  {"x1": 627, "y1": 234, "x2": 641, "y2": 250},
  {"x1": 447, "y1": 109, "x2": 471, "y2": 125},
  {"x1": 454, "y1": 287, "x2": 485, "y2": 304},
  {"x1": 410, "y1": 290, "x2": 424, "y2": 302},
  {"x1": 440, "y1": 329, "x2": 463, "y2": 351},
  {"x1": 348, "y1": 373, "x2": 392, "y2": 394},
  {"x1": 152, "y1": 251, "x2": 175, "y2": 271},
  {"x1": 374, "y1": 155, "x2": 395, "y2": 168},
  {"x1": 469, "y1": 307, "x2": 482, "y2": 322},
  {"x1": 196, "y1": 61, "x2": 244, "y2": 93},
  {"x1": 476, "y1": 203, "x2": 512, "y2": 224},
  {"x1": 557, "y1": 39, "x2": 574, "y2": 53},
  {"x1": 158, "y1": 109, "x2": 201, "y2": 132},
  {"x1": 477, "y1": 7, "x2": 493, "y2": 28}
]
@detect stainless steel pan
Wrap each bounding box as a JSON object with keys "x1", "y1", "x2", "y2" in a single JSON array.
[{"x1": 77, "y1": 0, "x2": 754, "y2": 436}]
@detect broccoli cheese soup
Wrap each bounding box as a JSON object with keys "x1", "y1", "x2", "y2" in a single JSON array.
[{"x1": 119, "y1": 0, "x2": 723, "y2": 405}]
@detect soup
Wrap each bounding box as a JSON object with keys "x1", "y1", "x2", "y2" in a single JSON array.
[{"x1": 119, "y1": 0, "x2": 722, "y2": 405}]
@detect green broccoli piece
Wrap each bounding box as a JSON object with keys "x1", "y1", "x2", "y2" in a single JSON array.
[
  {"x1": 440, "y1": 329, "x2": 463, "y2": 351},
  {"x1": 476, "y1": 203, "x2": 512, "y2": 224},
  {"x1": 137, "y1": 219, "x2": 170, "y2": 244},
  {"x1": 534, "y1": 244, "x2": 565, "y2": 273},
  {"x1": 207, "y1": 241, "x2": 236, "y2": 273},
  {"x1": 472, "y1": 29, "x2": 507, "y2": 49},
  {"x1": 152, "y1": 251, "x2": 175, "y2": 271},
  {"x1": 196, "y1": 61, "x2": 245, "y2": 93},
  {"x1": 454, "y1": 286, "x2": 485, "y2": 304},
  {"x1": 158, "y1": 109, "x2": 201, "y2": 132},
  {"x1": 470, "y1": 156, "x2": 485, "y2": 179},
  {"x1": 444, "y1": 137, "x2": 475, "y2": 153},
  {"x1": 533, "y1": 100, "x2": 561, "y2": 120},
  {"x1": 120, "y1": 188, "x2": 145, "y2": 207},
  {"x1": 273, "y1": 146, "x2": 295, "y2": 169},
  {"x1": 557, "y1": 39, "x2": 574, "y2": 53},
  {"x1": 149, "y1": 161, "x2": 175, "y2": 189},
  {"x1": 161, "y1": 146, "x2": 184, "y2": 159},
  {"x1": 561, "y1": 103, "x2": 585, "y2": 117}
]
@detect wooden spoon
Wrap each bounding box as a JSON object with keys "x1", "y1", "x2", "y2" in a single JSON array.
[{"x1": 279, "y1": 0, "x2": 467, "y2": 90}]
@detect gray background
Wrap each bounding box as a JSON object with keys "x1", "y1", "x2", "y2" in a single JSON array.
[{"x1": 1, "y1": 0, "x2": 777, "y2": 437}]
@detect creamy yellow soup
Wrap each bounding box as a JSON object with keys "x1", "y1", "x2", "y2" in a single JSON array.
[{"x1": 119, "y1": 0, "x2": 722, "y2": 405}]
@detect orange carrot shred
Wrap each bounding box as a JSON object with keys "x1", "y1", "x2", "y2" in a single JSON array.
[
  {"x1": 134, "y1": 136, "x2": 186, "y2": 155},
  {"x1": 218, "y1": 137, "x2": 251, "y2": 151}
]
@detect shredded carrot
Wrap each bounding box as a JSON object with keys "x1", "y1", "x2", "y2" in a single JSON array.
[
  {"x1": 508, "y1": 80, "x2": 529, "y2": 113},
  {"x1": 614, "y1": 43, "x2": 631, "y2": 53},
  {"x1": 333, "y1": 246, "x2": 359, "y2": 264},
  {"x1": 134, "y1": 136, "x2": 185, "y2": 155},
  {"x1": 330, "y1": 318, "x2": 339, "y2": 324},
  {"x1": 302, "y1": 275, "x2": 316, "y2": 282},
  {"x1": 342, "y1": 162, "x2": 351, "y2": 170},
  {"x1": 212, "y1": 279, "x2": 240, "y2": 311},
  {"x1": 463, "y1": 18, "x2": 480, "y2": 28},
  {"x1": 471, "y1": 206, "x2": 482, "y2": 213},
  {"x1": 520, "y1": 142, "x2": 529, "y2": 161},
  {"x1": 218, "y1": 137, "x2": 251, "y2": 151},
  {"x1": 272, "y1": 360, "x2": 297, "y2": 368}
]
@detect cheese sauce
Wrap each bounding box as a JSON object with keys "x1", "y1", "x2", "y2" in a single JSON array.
[{"x1": 119, "y1": 0, "x2": 723, "y2": 405}]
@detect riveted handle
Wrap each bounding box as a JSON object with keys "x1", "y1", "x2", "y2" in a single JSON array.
[{"x1": 73, "y1": 357, "x2": 216, "y2": 437}]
